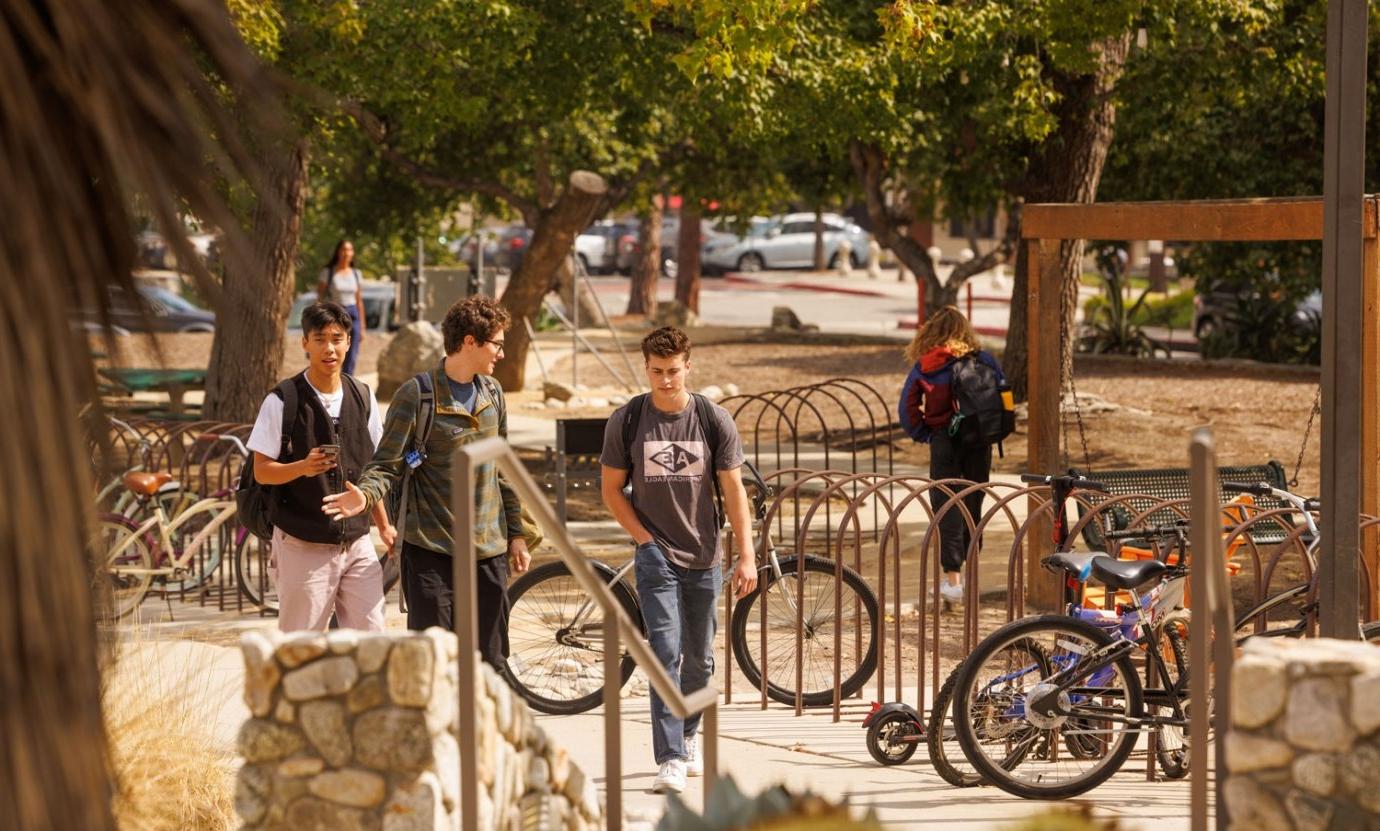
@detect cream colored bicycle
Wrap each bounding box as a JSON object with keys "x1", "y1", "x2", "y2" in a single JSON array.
[{"x1": 95, "y1": 433, "x2": 248, "y2": 621}]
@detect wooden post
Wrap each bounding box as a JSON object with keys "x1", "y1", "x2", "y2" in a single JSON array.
[
  {"x1": 1364, "y1": 200, "x2": 1380, "y2": 619},
  {"x1": 1026, "y1": 239, "x2": 1063, "y2": 608}
]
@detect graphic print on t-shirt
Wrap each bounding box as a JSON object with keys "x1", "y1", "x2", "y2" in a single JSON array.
[{"x1": 643, "y1": 440, "x2": 706, "y2": 481}]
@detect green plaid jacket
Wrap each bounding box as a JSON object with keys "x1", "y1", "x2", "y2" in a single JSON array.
[{"x1": 357, "y1": 364, "x2": 522, "y2": 560}]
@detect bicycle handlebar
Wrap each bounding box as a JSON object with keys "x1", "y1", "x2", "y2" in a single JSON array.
[
  {"x1": 1222, "y1": 480, "x2": 1273, "y2": 497},
  {"x1": 199, "y1": 432, "x2": 250, "y2": 458},
  {"x1": 1021, "y1": 472, "x2": 1108, "y2": 493}
]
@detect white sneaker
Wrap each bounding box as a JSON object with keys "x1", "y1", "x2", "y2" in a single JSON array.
[
  {"x1": 652, "y1": 759, "x2": 687, "y2": 793},
  {"x1": 939, "y1": 581, "x2": 965, "y2": 604},
  {"x1": 683, "y1": 736, "x2": 702, "y2": 777}
]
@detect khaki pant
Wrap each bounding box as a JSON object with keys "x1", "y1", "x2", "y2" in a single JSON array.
[{"x1": 273, "y1": 527, "x2": 385, "y2": 632}]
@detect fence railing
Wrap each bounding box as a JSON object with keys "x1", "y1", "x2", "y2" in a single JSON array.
[{"x1": 453, "y1": 436, "x2": 720, "y2": 831}]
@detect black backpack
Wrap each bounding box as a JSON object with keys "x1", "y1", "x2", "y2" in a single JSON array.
[
  {"x1": 235, "y1": 374, "x2": 371, "y2": 540},
  {"x1": 948, "y1": 353, "x2": 1016, "y2": 457},
  {"x1": 620, "y1": 392, "x2": 729, "y2": 529}
]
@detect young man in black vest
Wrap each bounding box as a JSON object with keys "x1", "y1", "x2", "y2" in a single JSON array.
[
  {"x1": 247, "y1": 301, "x2": 388, "y2": 631},
  {"x1": 600, "y1": 326, "x2": 758, "y2": 794}
]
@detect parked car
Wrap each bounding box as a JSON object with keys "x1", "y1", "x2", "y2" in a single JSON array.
[
  {"x1": 452, "y1": 225, "x2": 531, "y2": 273},
  {"x1": 575, "y1": 220, "x2": 638, "y2": 275},
  {"x1": 287, "y1": 281, "x2": 401, "y2": 333},
  {"x1": 1192, "y1": 283, "x2": 1320, "y2": 340},
  {"x1": 77, "y1": 284, "x2": 216, "y2": 333},
  {"x1": 701, "y1": 213, "x2": 869, "y2": 273}
]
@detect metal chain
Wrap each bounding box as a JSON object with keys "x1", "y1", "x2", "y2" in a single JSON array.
[{"x1": 1290, "y1": 386, "x2": 1321, "y2": 488}]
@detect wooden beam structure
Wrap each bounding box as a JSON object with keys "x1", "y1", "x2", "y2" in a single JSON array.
[{"x1": 1022, "y1": 195, "x2": 1380, "y2": 614}]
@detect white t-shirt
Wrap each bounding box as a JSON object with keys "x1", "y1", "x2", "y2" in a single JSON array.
[
  {"x1": 323, "y1": 268, "x2": 360, "y2": 305},
  {"x1": 247, "y1": 377, "x2": 383, "y2": 459}
]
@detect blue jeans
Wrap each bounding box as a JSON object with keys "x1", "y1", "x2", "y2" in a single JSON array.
[
  {"x1": 342, "y1": 304, "x2": 362, "y2": 376},
  {"x1": 634, "y1": 541, "x2": 720, "y2": 765}
]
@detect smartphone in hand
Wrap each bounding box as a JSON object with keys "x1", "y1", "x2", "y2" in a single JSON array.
[{"x1": 319, "y1": 444, "x2": 340, "y2": 458}]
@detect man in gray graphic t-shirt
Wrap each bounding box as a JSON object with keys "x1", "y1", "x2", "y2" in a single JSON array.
[{"x1": 600, "y1": 326, "x2": 757, "y2": 795}]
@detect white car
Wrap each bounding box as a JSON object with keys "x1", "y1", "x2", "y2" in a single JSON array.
[{"x1": 701, "y1": 213, "x2": 869, "y2": 273}]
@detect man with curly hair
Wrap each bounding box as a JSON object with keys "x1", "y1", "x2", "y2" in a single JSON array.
[{"x1": 325, "y1": 295, "x2": 530, "y2": 669}]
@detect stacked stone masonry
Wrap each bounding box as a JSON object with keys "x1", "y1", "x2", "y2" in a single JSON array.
[
  {"x1": 235, "y1": 627, "x2": 603, "y2": 831},
  {"x1": 1226, "y1": 637, "x2": 1380, "y2": 831}
]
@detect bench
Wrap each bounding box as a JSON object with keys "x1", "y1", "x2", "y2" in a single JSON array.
[
  {"x1": 545, "y1": 417, "x2": 609, "y2": 523},
  {"x1": 1077, "y1": 460, "x2": 1292, "y2": 549}
]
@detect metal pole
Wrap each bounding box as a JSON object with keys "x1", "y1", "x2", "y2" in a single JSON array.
[
  {"x1": 475, "y1": 230, "x2": 484, "y2": 298},
  {"x1": 523, "y1": 317, "x2": 550, "y2": 385},
  {"x1": 604, "y1": 608, "x2": 622, "y2": 831},
  {"x1": 578, "y1": 268, "x2": 642, "y2": 392},
  {"x1": 451, "y1": 452, "x2": 479, "y2": 831},
  {"x1": 571, "y1": 257, "x2": 580, "y2": 390},
  {"x1": 1187, "y1": 427, "x2": 1217, "y2": 831},
  {"x1": 542, "y1": 300, "x2": 633, "y2": 389},
  {"x1": 1319, "y1": 0, "x2": 1368, "y2": 639}
]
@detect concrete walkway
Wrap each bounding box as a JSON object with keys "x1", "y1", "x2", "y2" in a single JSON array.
[{"x1": 541, "y1": 694, "x2": 1197, "y2": 830}]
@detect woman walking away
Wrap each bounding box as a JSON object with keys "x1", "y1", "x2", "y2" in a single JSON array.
[
  {"x1": 898, "y1": 306, "x2": 1006, "y2": 605},
  {"x1": 317, "y1": 239, "x2": 366, "y2": 375}
]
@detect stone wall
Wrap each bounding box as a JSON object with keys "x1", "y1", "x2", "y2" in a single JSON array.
[
  {"x1": 1225, "y1": 637, "x2": 1380, "y2": 831},
  {"x1": 234, "y1": 627, "x2": 603, "y2": 831}
]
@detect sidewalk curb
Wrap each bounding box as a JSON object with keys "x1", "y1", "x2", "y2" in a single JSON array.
[{"x1": 722, "y1": 273, "x2": 894, "y2": 299}]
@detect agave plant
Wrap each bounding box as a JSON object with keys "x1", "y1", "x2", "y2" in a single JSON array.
[
  {"x1": 656, "y1": 777, "x2": 885, "y2": 831},
  {"x1": 1078, "y1": 245, "x2": 1170, "y2": 358}
]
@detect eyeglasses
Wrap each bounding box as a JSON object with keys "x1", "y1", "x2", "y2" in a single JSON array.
[{"x1": 484, "y1": 339, "x2": 506, "y2": 354}]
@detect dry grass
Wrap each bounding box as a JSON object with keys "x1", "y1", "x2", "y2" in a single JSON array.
[{"x1": 103, "y1": 638, "x2": 236, "y2": 831}]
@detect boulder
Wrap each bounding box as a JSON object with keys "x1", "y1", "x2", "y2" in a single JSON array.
[
  {"x1": 377, "y1": 322, "x2": 444, "y2": 400},
  {"x1": 770, "y1": 306, "x2": 803, "y2": 331},
  {"x1": 543, "y1": 381, "x2": 576, "y2": 402},
  {"x1": 654, "y1": 301, "x2": 698, "y2": 328}
]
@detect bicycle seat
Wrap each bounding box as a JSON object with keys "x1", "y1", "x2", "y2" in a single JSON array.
[
  {"x1": 1044, "y1": 551, "x2": 1110, "y2": 582},
  {"x1": 1091, "y1": 557, "x2": 1168, "y2": 591},
  {"x1": 123, "y1": 471, "x2": 173, "y2": 496}
]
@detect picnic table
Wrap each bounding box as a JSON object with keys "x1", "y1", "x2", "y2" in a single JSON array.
[{"x1": 97, "y1": 367, "x2": 207, "y2": 416}]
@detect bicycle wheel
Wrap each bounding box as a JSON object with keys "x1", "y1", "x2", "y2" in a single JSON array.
[
  {"x1": 953, "y1": 614, "x2": 1143, "y2": 799},
  {"x1": 927, "y1": 665, "x2": 983, "y2": 786},
  {"x1": 161, "y1": 497, "x2": 234, "y2": 593},
  {"x1": 866, "y1": 710, "x2": 920, "y2": 766},
  {"x1": 93, "y1": 517, "x2": 153, "y2": 621},
  {"x1": 504, "y1": 560, "x2": 642, "y2": 715},
  {"x1": 1154, "y1": 621, "x2": 1191, "y2": 779},
  {"x1": 731, "y1": 554, "x2": 879, "y2": 707},
  {"x1": 235, "y1": 532, "x2": 278, "y2": 612}
]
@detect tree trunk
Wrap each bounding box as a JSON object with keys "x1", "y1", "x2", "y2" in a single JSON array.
[
  {"x1": 850, "y1": 141, "x2": 944, "y2": 301},
  {"x1": 675, "y1": 204, "x2": 702, "y2": 313},
  {"x1": 812, "y1": 208, "x2": 827, "y2": 271},
  {"x1": 203, "y1": 138, "x2": 309, "y2": 421},
  {"x1": 1004, "y1": 33, "x2": 1132, "y2": 401},
  {"x1": 627, "y1": 195, "x2": 662, "y2": 317},
  {"x1": 495, "y1": 171, "x2": 608, "y2": 391}
]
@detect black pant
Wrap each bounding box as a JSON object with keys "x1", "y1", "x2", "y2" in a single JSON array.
[
  {"x1": 928, "y1": 426, "x2": 993, "y2": 573},
  {"x1": 402, "y1": 542, "x2": 510, "y2": 670}
]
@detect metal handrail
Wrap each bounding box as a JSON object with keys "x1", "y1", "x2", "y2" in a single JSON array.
[
  {"x1": 1189, "y1": 428, "x2": 1235, "y2": 831},
  {"x1": 452, "y1": 437, "x2": 719, "y2": 831}
]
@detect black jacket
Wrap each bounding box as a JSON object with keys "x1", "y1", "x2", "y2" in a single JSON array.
[{"x1": 269, "y1": 372, "x2": 374, "y2": 544}]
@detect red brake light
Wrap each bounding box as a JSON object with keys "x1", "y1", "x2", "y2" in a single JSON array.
[{"x1": 509, "y1": 237, "x2": 525, "y2": 249}]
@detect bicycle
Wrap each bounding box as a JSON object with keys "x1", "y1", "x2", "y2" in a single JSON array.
[
  {"x1": 96, "y1": 433, "x2": 253, "y2": 620},
  {"x1": 863, "y1": 471, "x2": 1111, "y2": 784},
  {"x1": 948, "y1": 509, "x2": 1380, "y2": 799},
  {"x1": 503, "y1": 463, "x2": 880, "y2": 715}
]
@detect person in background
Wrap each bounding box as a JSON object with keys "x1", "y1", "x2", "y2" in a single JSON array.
[
  {"x1": 317, "y1": 239, "x2": 365, "y2": 375},
  {"x1": 898, "y1": 306, "x2": 1005, "y2": 605}
]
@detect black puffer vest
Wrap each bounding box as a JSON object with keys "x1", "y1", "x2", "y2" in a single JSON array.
[{"x1": 269, "y1": 372, "x2": 374, "y2": 544}]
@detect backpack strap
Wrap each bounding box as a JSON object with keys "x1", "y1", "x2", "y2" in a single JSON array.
[
  {"x1": 391, "y1": 368, "x2": 437, "y2": 563},
  {"x1": 693, "y1": 393, "x2": 727, "y2": 529},
  {"x1": 621, "y1": 393, "x2": 650, "y2": 474},
  {"x1": 276, "y1": 377, "x2": 299, "y2": 459}
]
